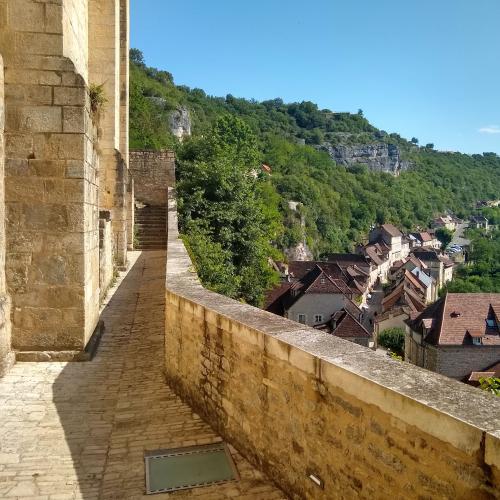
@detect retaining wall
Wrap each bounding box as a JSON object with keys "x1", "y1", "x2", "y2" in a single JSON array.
[{"x1": 165, "y1": 188, "x2": 500, "y2": 499}]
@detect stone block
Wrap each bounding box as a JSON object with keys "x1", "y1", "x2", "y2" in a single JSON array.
[
  {"x1": 63, "y1": 106, "x2": 86, "y2": 133},
  {"x1": 44, "y1": 3, "x2": 63, "y2": 34},
  {"x1": 15, "y1": 32, "x2": 62, "y2": 56},
  {"x1": 7, "y1": 105, "x2": 62, "y2": 133},
  {"x1": 5, "y1": 132, "x2": 33, "y2": 158},
  {"x1": 8, "y1": 0, "x2": 45, "y2": 32},
  {"x1": 54, "y1": 86, "x2": 86, "y2": 106},
  {"x1": 33, "y1": 133, "x2": 85, "y2": 160}
]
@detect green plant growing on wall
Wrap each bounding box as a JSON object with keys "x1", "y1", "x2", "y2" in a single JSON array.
[
  {"x1": 89, "y1": 83, "x2": 108, "y2": 117},
  {"x1": 479, "y1": 377, "x2": 500, "y2": 396}
]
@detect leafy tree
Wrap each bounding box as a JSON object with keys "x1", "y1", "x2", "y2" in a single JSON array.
[
  {"x1": 435, "y1": 227, "x2": 454, "y2": 249},
  {"x1": 479, "y1": 377, "x2": 500, "y2": 396},
  {"x1": 378, "y1": 328, "x2": 405, "y2": 356},
  {"x1": 411, "y1": 137, "x2": 419, "y2": 145},
  {"x1": 176, "y1": 115, "x2": 279, "y2": 306},
  {"x1": 425, "y1": 143, "x2": 434, "y2": 149},
  {"x1": 130, "y1": 48, "x2": 145, "y2": 66}
]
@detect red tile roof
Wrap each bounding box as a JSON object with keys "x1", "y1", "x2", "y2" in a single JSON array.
[
  {"x1": 333, "y1": 312, "x2": 372, "y2": 339},
  {"x1": 381, "y1": 224, "x2": 402, "y2": 237},
  {"x1": 410, "y1": 293, "x2": 500, "y2": 346}
]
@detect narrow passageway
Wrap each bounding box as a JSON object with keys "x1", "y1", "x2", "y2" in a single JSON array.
[{"x1": 0, "y1": 251, "x2": 284, "y2": 499}]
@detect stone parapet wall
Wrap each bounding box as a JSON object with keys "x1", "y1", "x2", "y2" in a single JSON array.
[
  {"x1": 165, "y1": 187, "x2": 500, "y2": 499},
  {"x1": 129, "y1": 150, "x2": 175, "y2": 206}
]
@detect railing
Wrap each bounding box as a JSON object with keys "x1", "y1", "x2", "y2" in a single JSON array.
[{"x1": 165, "y1": 187, "x2": 500, "y2": 499}]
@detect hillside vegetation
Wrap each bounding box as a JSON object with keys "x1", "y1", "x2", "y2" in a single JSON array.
[{"x1": 130, "y1": 49, "x2": 500, "y2": 305}]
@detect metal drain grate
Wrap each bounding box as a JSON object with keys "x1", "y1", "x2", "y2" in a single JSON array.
[{"x1": 144, "y1": 442, "x2": 239, "y2": 494}]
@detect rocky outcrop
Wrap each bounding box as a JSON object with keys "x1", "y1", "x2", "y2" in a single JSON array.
[
  {"x1": 320, "y1": 143, "x2": 411, "y2": 175},
  {"x1": 169, "y1": 106, "x2": 191, "y2": 141},
  {"x1": 284, "y1": 241, "x2": 313, "y2": 262}
]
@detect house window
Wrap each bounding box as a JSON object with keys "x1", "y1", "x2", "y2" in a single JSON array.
[
  {"x1": 314, "y1": 314, "x2": 323, "y2": 323},
  {"x1": 486, "y1": 319, "x2": 495, "y2": 328},
  {"x1": 472, "y1": 337, "x2": 482, "y2": 346},
  {"x1": 297, "y1": 314, "x2": 306, "y2": 324},
  {"x1": 320, "y1": 278, "x2": 326, "y2": 284}
]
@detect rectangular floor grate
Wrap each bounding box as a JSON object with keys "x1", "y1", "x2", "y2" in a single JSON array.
[{"x1": 144, "y1": 442, "x2": 239, "y2": 494}]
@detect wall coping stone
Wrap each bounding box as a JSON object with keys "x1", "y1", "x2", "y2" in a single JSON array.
[{"x1": 166, "y1": 187, "x2": 500, "y2": 469}]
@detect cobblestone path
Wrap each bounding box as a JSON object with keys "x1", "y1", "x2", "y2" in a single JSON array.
[{"x1": 0, "y1": 251, "x2": 285, "y2": 500}]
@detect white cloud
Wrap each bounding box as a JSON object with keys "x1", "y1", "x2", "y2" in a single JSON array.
[{"x1": 478, "y1": 125, "x2": 500, "y2": 134}]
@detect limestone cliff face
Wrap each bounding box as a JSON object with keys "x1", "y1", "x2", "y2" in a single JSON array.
[
  {"x1": 284, "y1": 241, "x2": 313, "y2": 262},
  {"x1": 320, "y1": 143, "x2": 411, "y2": 175},
  {"x1": 169, "y1": 106, "x2": 191, "y2": 141}
]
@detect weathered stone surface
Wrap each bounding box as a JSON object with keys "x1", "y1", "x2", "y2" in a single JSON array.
[
  {"x1": 129, "y1": 149, "x2": 175, "y2": 205},
  {"x1": 169, "y1": 105, "x2": 192, "y2": 140},
  {"x1": 320, "y1": 143, "x2": 412, "y2": 174},
  {"x1": 0, "y1": 0, "x2": 131, "y2": 357}
]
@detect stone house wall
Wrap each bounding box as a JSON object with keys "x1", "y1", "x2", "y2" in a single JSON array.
[
  {"x1": 287, "y1": 293, "x2": 347, "y2": 326},
  {"x1": 405, "y1": 333, "x2": 500, "y2": 379},
  {"x1": 166, "y1": 187, "x2": 500, "y2": 499},
  {"x1": 0, "y1": 0, "x2": 129, "y2": 362},
  {"x1": 129, "y1": 150, "x2": 175, "y2": 206},
  {"x1": 428, "y1": 344, "x2": 499, "y2": 379}
]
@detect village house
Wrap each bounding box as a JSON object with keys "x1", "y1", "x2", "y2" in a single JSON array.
[
  {"x1": 357, "y1": 223, "x2": 410, "y2": 283},
  {"x1": 265, "y1": 261, "x2": 365, "y2": 328},
  {"x1": 315, "y1": 309, "x2": 372, "y2": 347},
  {"x1": 469, "y1": 215, "x2": 489, "y2": 230},
  {"x1": 408, "y1": 231, "x2": 441, "y2": 250},
  {"x1": 389, "y1": 255, "x2": 437, "y2": 302},
  {"x1": 412, "y1": 248, "x2": 454, "y2": 289},
  {"x1": 431, "y1": 215, "x2": 457, "y2": 231},
  {"x1": 375, "y1": 270, "x2": 427, "y2": 340},
  {"x1": 405, "y1": 293, "x2": 500, "y2": 379}
]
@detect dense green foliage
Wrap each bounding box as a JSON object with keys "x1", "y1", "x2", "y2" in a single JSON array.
[
  {"x1": 129, "y1": 50, "x2": 500, "y2": 299},
  {"x1": 435, "y1": 228, "x2": 454, "y2": 249},
  {"x1": 177, "y1": 115, "x2": 280, "y2": 306},
  {"x1": 378, "y1": 328, "x2": 406, "y2": 356},
  {"x1": 444, "y1": 225, "x2": 500, "y2": 293}
]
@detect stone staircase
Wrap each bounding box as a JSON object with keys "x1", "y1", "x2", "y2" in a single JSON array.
[{"x1": 134, "y1": 205, "x2": 167, "y2": 250}]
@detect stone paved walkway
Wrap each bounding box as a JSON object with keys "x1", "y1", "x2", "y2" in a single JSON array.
[{"x1": 0, "y1": 251, "x2": 285, "y2": 499}]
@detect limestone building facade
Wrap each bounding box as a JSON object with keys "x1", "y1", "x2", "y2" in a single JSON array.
[{"x1": 0, "y1": 0, "x2": 131, "y2": 370}]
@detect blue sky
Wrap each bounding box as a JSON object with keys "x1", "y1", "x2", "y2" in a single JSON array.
[{"x1": 131, "y1": 0, "x2": 500, "y2": 154}]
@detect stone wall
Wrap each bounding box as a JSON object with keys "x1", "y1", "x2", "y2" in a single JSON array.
[
  {"x1": 0, "y1": 0, "x2": 128, "y2": 362},
  {"x1": 129, "y1": 150, "x2": 175, "y2": 206},
  {"x1": 0, "y1": 0, "x2": 101, "y2": 356},
  {"x1": 166, "y1": 188, "x2": 500, "y2": 499},
  {"x1": 0, "y1": 54, "x2": 12, "y2": 375},
  {"x1": 88, "y1": 0, "x2": 129, "y2": 266},
  {"x1": 99, "y1": 212, "x2": 113, "y2": 301},
  {"x1": 419, "y1": 342, "x2": 500, "y2": 380}
]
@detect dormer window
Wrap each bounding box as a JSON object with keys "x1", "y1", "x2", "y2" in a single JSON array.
[
  {"x1": 486, "y1": 319, "x2": 495, "y2": 328},
  {"x1": 473, "y1": 337, "x2": 482, "y2": 346}
]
